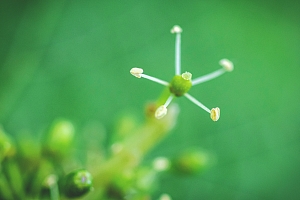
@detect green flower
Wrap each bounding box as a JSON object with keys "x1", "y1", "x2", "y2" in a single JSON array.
[{"x1": 130, "y1": 25, "x2": 234, "y2": 121}]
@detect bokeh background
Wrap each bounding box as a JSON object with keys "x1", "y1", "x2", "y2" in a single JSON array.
[{"x1": 1, "y1": 0, "x2": 299, "y2": 199}]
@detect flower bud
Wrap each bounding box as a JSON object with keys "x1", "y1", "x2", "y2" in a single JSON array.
[
  {"x1": 61, "y1": 169, "x2": 93, "y2": 198},
  {"x1": 42, "y1": 119, "x2": 75, "y2": 160},
  {"x1": 172, "y1": 150, "x2": 210, "y2": 175}
]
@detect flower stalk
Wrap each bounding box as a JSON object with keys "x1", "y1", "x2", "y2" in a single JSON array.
[{"x1": 93, "y1": 104, "x2": 179, "y2": 189}]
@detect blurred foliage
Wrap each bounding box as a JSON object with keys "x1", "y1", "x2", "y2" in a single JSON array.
[
  {"x1": 1, "y1": 0, "x2": 300, "y2": 199},
  {"x1": 0, "y1": 121, "x2": 94, "y2": 199}
]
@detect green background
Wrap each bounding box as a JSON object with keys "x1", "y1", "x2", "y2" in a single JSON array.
[{"x1": 1, "y1": 0, "x2": 299, "y2": 199}]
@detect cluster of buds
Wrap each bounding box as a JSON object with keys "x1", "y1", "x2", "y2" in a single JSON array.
[{"x1": 130, "y1": 25, "x2": 233, "y2": 121}]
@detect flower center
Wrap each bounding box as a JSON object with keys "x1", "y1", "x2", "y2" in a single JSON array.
[{"x1": 169, "y1": 72, "x2": 192, "y2": 97}]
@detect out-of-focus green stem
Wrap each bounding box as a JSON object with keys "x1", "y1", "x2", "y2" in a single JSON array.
[
  {"x1": 3, "y1": 158, "x2": 25, "y2": 199},
  {"x1": 49, "y1": 183, "x2": 60, "y2": 200},
  {"x1": 30, "y1": 159, "x2": 55, "y2": 197},
  {"x1": 45, "y1": 175, "x2": 60, "y2": 200},
  {"x1": 93, "y1": 104, "x2": 178, "y2": 189},
  {"x1": 0, "y1": 172, "x2": 14, "y2": 199}
]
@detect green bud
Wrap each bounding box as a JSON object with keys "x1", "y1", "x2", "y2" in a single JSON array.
[
  {"x1": 43, "y1": 119, "x2": 75, "y2": 160},
  {"x1": 172, "y1": 150, "x2": 210, "y2": 175},
  {"x1": 169, "y1": 72, "x2": 192, "y2": 97},
  {"x1": 61, "y1": 169, "x2": 93, "y2": 198}
]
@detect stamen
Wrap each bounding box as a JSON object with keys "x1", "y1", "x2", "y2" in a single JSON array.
[
  {"x1": 130, "y1": 68, "x2": 169, "y2": 86},
  {"x1": 192, "y1": 68, "x2": 225, "y2": 85},
  {"x1": 164, "y1": 95, "x2": 174, "y2": 107},
  {"x1": 155, "y1": 95, "x2": 174, "y2": 119},
  {"x1": 210, "y1": 107, "x2": 220, "y2": 121},
  {"x1": 130, "y1": 68, "x2": 143, "y2": 78},
  {"x1": 219, "y1": 59, "x2": 234, "y2": 72},
  {"x1": 171, "y1": 25, "x2": 182, "y2": 75},
  {"x1": 184, "y1": 93, "x2": 211, "y2": 113},
  {"x1": 140, "y1": 74, "x2": 169, "y2": 86},
  {"x1": 191, "y1": 59, "x2": 234, "y2": 86}
]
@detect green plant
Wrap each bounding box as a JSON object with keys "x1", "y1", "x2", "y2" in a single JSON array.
[
  {"x1": 0, "y1": 25, "x2": 232, "y2": 199},
  {"x1": 130, "y1": 25, "x2": 233, "y2": 121}
]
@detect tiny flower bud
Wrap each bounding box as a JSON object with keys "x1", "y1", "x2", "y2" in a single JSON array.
[
  {"x1": 172, "y1": 150, "x2": 209, "y2": 175},
  {"x1": 43, "y1": 119, "x2": 75, "y2": 160},
  {"x1": 219, "y1": 59, "x2": 234, "y2": 72},
  {"x1": 155, "y1": 105, "x2": 167, "y2": 119},
  {"x1": 210, "y1": 107, "x2": 220, "y2": 121},
  {"x1": 169, "y1": 73, "x2": 192, "y2": 97},
  {"x1": 130, "y1": 68, "x2": 143, "y2": 78},
  {"x1": 61, "y1": 169, "x2": 93, "y2": 198},
  {"x1": 171, "y1": 25, "x2": 182, "y2": 34}
]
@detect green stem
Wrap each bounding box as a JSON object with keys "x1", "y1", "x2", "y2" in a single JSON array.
[
  {"x1": 49, "y1": 179, "x2": 60, "y2": 200},
  {"x1": 0, "y1": 170, "x2": 14, "y2": 199},
  {"x1": 3, "y1": 158, "x2": 25, "y2": 199},
  {"x1": 93, "y1": 103, "x2": 178, "y2": 189}
]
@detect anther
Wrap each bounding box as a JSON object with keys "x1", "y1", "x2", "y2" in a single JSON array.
[
  {"x1": 171, "y1": 25, "x2": 182, "y2": 34},
  {"x1": 182, "y1": 72, "x2": 192, "y2": 80},
  {"x1": 219, "y1": 59, "x2": 234, "y2": 72},
  {"x1": 210, "y1": 107, "x2": 220, "y2": 121},
  {"x1": 155, "y1": 105, "x2": 167, "y2": 119},
  {"x1": 130, "y1": 68, "x2": 143, "y2": 78}
]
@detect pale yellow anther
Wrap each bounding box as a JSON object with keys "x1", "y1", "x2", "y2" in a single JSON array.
[
  {"x1": 210, "y1": 107, "x2": 220, "y2": 121},
  {"x1": 171, "y1": 25, "x2": 182, "y2": 34},
  {"x1": 181, "y1": 72, "x2": 192, "y2": 80},
  {"x1": 155, "y1": 105, "x2": 167, "y2": 119},
  {"x1": 219, "y1": 59, "x2": 234, "y2": 72},
  {"x1": 130, "y1": 68, "x2": 143, "y2": 78}
]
